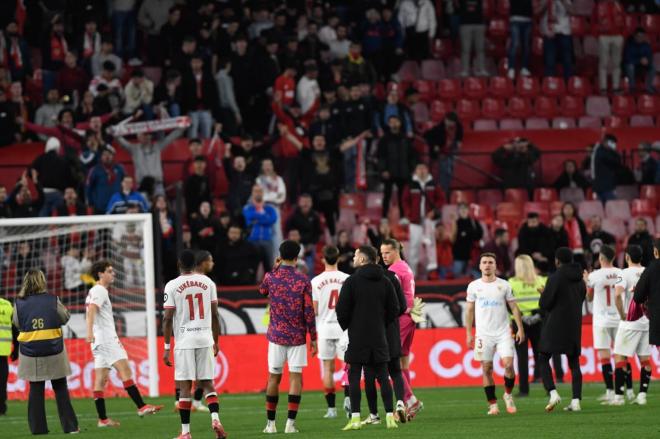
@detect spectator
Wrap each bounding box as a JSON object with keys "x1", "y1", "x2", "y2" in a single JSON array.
[
  {"x1": 216, "y1": 211, "x2": 232, "y2": 250},
  {"x1": 398, "y1": 0, "x2": 437, "y2": 62},
  {"x1": 623, "y1": 27, "x2": 656, "y2": 94},
  {"x1": 402, "y1": 162, "x2": 445, "y2": 276},
  {"x1": 4, "y1": 21, "x2": 31, "y2": 81},
  {"x1": 562, "y1": 202, "x2": 588, "y2": 262},
  {"x1": 86, "y1": 147, "x2": 125, "y2": 214},
  {"x1": 111, "y1": 0, "x2": 138, "y2": 61},
  {"x1": 507, "y1": 0, "x2": 533, "y2": 79},
  {"x1": 123, "y1": 69, "x2": 154, "y2": 118},
  {"x1": 553, "y1": 159, "x2": 589, "y2": 190},
  {"x1": 548, "y1": 214, "x2": 570, "y2": 261},
  {"x1": 215, "y1": 224, "x2": 259, "y2": 285},
  {"x1": 457, "y1": 0, "x2": 487, "y2": 77},
  {"x1": 336, "y1": 230, "x2": 355, "y2": 274},
  {"x1": 34, "y1": 90, "x2": 64, "y2": 137},
  {"x1": 343, "y1": 41, "x2": 377, "y2": 86},
  {"x1": 378, "y1": 115, "x2": 416, "y2": 218},
  {"x1": 329, "y1": 23, "x2": 351, "y2": 60},
  {"x1": 435, "y1": 222, "x2": 453, "y2": 279},
  {"x1": 379, "y1": 6, "x2": 405, "y2": 80},
  {"x1": 301, "y1": 134, "x2": 341, "y2": 236},
  {"x1": 309, "y1": 104, "x2": 341, "y2": 148},
  {"x1": 492, "y1": 137, "x2": 540, "y2": 193},
  {"x1": 190, "y1": 200, "x2": 221, "y2": 254},
  {"x1": 537, "y1": 0, "x2": 574, "y2": 79},
  {"x1": 159, "y1": 6, "x2": 184, "y2": 66},
  {"x1": 586, "y1": 215, "x2": 616, "y2": 268},
  {"x1": 224, "y1": 154, "x2": 254, "y2": 220},
  {"x1": 154, "y1": 69, "x2": 183, "y2": 117},
  {"x1": 230, "y1": 133, "x2": 271, "y2": 182},
  {"x1": 56, "y1": 52, "x2": 89, "y2": 100},
  {"x1": 297, "y1": 60, "x2": 321, "y2": 114},
  {"x1": 593, "y1": 0, "x2": 625, "y2": 93},
  {"x1": 55, "y1": 187, "x2": 88, "y2": 216},
  {"x1": 517, "y1": 212, "x2": 552, "y2": 270},
  {"x1": 77, "y1": 18, "x2": 101, "y2": 65},
  {"x1": 60, "y1": 247, "x2": 91, "y2": 295},
  {"x1": 318, "y1": 14, "x2": 340, "y2": 46},
  {"x1": 627, "y1": 218, "x2": 655, "y2": 266},
  {"x1": 183, "y1": 156, "x2": 212, "y2": 218},
  {"x1": 243, "y1": 184, "x2": 278, "y2": 272},
  {"x1": 0, "y1": 88, "x2": 19, "y2": 146},
  {"x1": 215, "y1": 57, "x2": 242, "y2": 134},
  {"x1": 298, "y1": 20, "x2": 327, "y2": 61},
  {"x1": 483, "y1": 228, "x2": 512, "y2": 277},
  {"x1": 374, "y1": 84, "x2": 413, "y2": 138},
  {"x1": 591, "y1": 133, "x2": 622, "y2": 202},
  {"x1": 30, "y1": 138, "x2": 74, "y2": 216},
  {"x1": 8, "y1": 172, "x2": 44, "y2": 218},
  {"x1": 138, "y1": 0, "x2": 175, "y2": 63},
  {"x1": 230, "y1": 35, "x2": 256, "y2": 129},
  {"x1": 182, "y1": 54, "x2": 218, "y2": 139},
  {"x1": 13, "y1": 242, "x2": 44, "y2": 288},
  {"x1": 152, "y1": 194, "x2": 177, "y2": 281},
  {"x1": 361, "y1": 8, "x2": 384, "y2": 64},
  {"x1": 256, "y1": 158, "x2": 287, "y2": 260},
  {"x1": 0, "y1": 186, "x2": 13, "y2": 218},
  {"x1": 23, "y1": 109, "x2": 81, "y2": 152},
  {"x1": 106, "y1": 175, "x2": 149, "y2": 214},
  {"x1": 90, "y1": 38, "x2": 123, "y2": 78},
  {"x1": 115, "y1": 127, "x2": 183, "y2": 194},
  {"x1": 450, "y1": 202, "x2": 483, "y2": 277},
  {"x1": 285, "y1": 194, "x2": 322, "y2": 275},
  {"x1": 41, "y1": 16, "x2": 68, "y2": 72},
  {"x1": 368, "y1": 218, "x2": 395, "y2": 250},
  {"x1": 89, "y1": 61, "x2": 123, "y2": 114},
  {"x1": 638, "y1": 142, "x2": 658, "y2": 184},
  {"x1": 273, "y1": 63, "x2": 297, "y2": 108},
  {"x1": 425, "y1": 111, "x2": 463, "y2": 197}
]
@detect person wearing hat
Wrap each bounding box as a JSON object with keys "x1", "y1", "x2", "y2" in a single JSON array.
[{"x1": 29, "y1": 137, "x2": 74, "y2": 217}]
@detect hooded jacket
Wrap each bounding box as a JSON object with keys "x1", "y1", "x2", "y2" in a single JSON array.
[
  {"x1": 336, "y1": 263, "x2": 399, "y2": 364},
  {"x1": 634, "y1": 258, "x2": 660, "y2": 345}
]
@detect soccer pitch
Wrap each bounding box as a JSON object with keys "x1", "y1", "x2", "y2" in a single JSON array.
[{"x1": 3, "y1": 383, "x2": 658, "y2": 438}]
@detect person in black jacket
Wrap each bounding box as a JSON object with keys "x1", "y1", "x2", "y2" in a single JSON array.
[
  {"x1": 553, "y1": 160, "x2": 589, "y2": 191},
  {"x1": 517, "y1": 213, "x2": 552, "y2": 270},
  {"x1": 215, "y1": 224, "x2": 260, "y2": 285},
  {"x1": 586, "y1": 216, "x2": 616, "y2": 268},
  {"x1": 336, "y1": 245, "x2": 399, "y2": 430},
  {"x1": 190, "y1": 201, "x2": 221, "y2": 254},
  {"x1": 492, "y1": 137, "x2": 540, "y2": 195},
  {"x1": 538, "y1": 247, "x2": 587, "y2": 412},
  {"x1": 378, "y1": 115, "x2": 416, "y2": 218},
  {"x1": 633, "y1": 238, "x2": 660, "y2": 346},
  {"x1": 8, "y1": 172, "x2": 44, "y2": 218},
  {"x1": 591, "y1": 134, "x2": 622, "y2": 203},
  {"x1": 183, "y1": 156, "x2": 212, "y2": 219},
  {"x1": 628, "y1": 218, "x2": 655, "y2": 267},
  {"x1": 451, "y1": 203, "x2": 483, "y2": 277},
  {"x1": 285, "y1": 195, "x2": 322, "y2": 275},
  {"x1": 182, "y1": 54, "x2": 218, "y2": 139},
  {"x1": 224, "y1": 155, "x2": 254, "y2": 221},
  {"x1": 30, "y1": 138, "x2": 74, "y2": 217},
  {"x1": 424, "y1": 112, "x2": 463, "y2": 197}
]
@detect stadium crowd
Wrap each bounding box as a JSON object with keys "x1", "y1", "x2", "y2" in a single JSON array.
[{"x1": 0, "y1": 0, "x2": 657, "y2": 287}]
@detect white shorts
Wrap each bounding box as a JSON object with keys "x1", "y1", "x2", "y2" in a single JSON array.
[
  {"x1": 474, "y1": 333, "x2": 514, "y2": 362},
  {"x1": 318, "y1": 338, "x2": 345, "y2": 361},
  {"x1": 92, "y1": 340, "x2": 128, "y2": 369},
  {"x1": 593, "y1": 325, "x2": 618, "y2": 350},
  {"x1": 174, "y1": 347, "x2": 215, "y2": 381},
  {"x1": 613, "y1": 328, "x2": 651, "y2": 358},
  {"x1": 268, "y1": 342, "x2": 307, "y2": 374}
]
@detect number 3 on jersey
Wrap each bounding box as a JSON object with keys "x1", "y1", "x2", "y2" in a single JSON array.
[
  {"x1": 328, "y1": 289, "x2": 339, "y2": 310},
  {"x1": 185, "y1": 293, "x2": 205, "y2": 320}
]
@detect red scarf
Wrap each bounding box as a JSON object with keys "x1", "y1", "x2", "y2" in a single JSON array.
[
  {"x1": 564, "y1": 218, "x2": 583, "y2": 251},
  {"x1": 50, "y1": 33, "x2": 67, "y2": 62}
]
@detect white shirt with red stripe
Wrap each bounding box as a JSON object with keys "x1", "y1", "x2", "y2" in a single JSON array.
[
  {"x1": 86, "y1": 284, "x2": 119, "y2": 346},
  {"x1": 588, "y1": 267, "x2": 623, "y2": 328},
  {"x1": 312, "y1": 270, "x2": 350, "y2": 339},
  {"x1": 164, "y1": 273, "x2": 217, "y2": 350}
]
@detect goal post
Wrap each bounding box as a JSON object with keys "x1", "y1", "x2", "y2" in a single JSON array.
[{"x1": 0, "y1": 213, "x2": 159, "y2": 398}]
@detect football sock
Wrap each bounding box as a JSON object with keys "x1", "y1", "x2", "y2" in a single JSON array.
[
  {"x1": 206, "y1": 392, "x2": 219, "y2": 422},
  {"x1": 266, "y1": 394, "x2": 278, "y2": 421},
  {"x1": 194, "y1": 386, "x2": 204, "y2": 402},
  {"x1": 625, "y1": 362, "x2": 633, "y2": 390},
  {"x1": 175, "y1": 387, "x2": 180, "y2": 402},
  {"x1": 179, "y1": 398, "x2": 191, "y2": 433},
  {"x1": 640, "y1": 361, "x2": 651, "y2": 394},
  {"x1": 93, "y1": 391, "x2": 107, "y2": 420},
  {"x1": 343, "y1": 385, "x2": 350, "y2": 397},
  {"x1": 288, "y1": 394, "x2": 301, "y2": 420},
  {"x1": 504, "y1": 375, "x2": 515, "y2": 394},
  {"x1": 402, "y1": 369, "x2": 413, "y2": 402},
  {"x1": 614, "y1": 361, "x2": 626, "y2": 395},
  {"x1": 484, "y1": 385, "x2": 496, "y2": 404},
  {"x1": 601, "y1": 360, "x2": 613, "y2": 390},
  {"x1": 324, "y1": 388, "x2": 336, "y2": 408},
  {"x1": 123, "y1": 379, "x2": 145, "y2": 408}
]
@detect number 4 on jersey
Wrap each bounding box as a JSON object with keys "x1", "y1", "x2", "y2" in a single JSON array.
[{"x1": 328, "y1": 289, "x2": 339, "y2": 310}]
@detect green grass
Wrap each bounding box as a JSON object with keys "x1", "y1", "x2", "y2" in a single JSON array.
[{"x1": 3, "y1": 383, "x2": 659, "y2": 438}]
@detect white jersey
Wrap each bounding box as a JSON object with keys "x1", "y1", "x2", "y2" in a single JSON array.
[
  {"x1": 164, "y1": 273, "x2": 218, "y2": 350},
  {"x1": 588, "y1": 267, "x2": 623, "y2": 328},
  {"x1": 466, "y1": 277, "x2": 515, "y2": 337},
  {"x1": 312, "y1": 270, "x2": 350, "y2": 339},
  {"x1": 86, "y1": 284, "x2": 118, "y2": 346},
  {"x1": 617, "y1": 266, "x2": 649, "y2": 331}
]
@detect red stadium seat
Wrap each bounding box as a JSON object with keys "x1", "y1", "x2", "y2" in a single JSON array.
[
  {"x1": 526, "y1": 117, "x2": 550, "y2": 129},
  {"x1": 637, "y1": 94, "x2": 659, "y2": 115},
  {"x1": 398, "y1": 60, "x2": 420, "y2": 81},
  {"x1": 507, "y1": 97, "x2": 533, "y2": 118},
  {"x1": 628, "y1": 216, "x2": 656, "y2": 235},
  {"x1": 616, "y1": 185, "x2": 640, "y2": 202},
  {"x1": 500, "y1": 118, "x2": 524, "y2": 130},
  {"x1": 570, "y1": 15, "x2": 589, "y2": 36},
  {"x1": 496, "y1": 202, "x2": 523, "y2": 222},
  {"x1": 421, "y1": 59, "x2": 445, "y2": 80},
  {"x1": 578, "y1": 200, "x2": 605, "y2": 220},
  {"x1": 451, "y1": 190, "x2": 476, "y2": 205},
  {"x1": 586, "y1": 96, "x2": 611, "y2": 117},
  {"x1": 339, "y1": 193, "x2": 366, "y2": 210},
  {"x1": 489, "y1": 76, "x2": 514, "y2": 98},
  {"x1": 531, "y1": 36, "x2": 544, "y2": 57},
  {"x1": 456, "y1": 98, "x2": 480, "y2": 121},
  {"x1": 432, "y1": 39, "x2": 454, "y2": 59},
  {"x1": 414, "y1": 80, "x2": 436, "y2": 102},
  {"x1": 534, "y1": 96, "x2": 559, "y2": 118},
  {"x1": 430, "y1": 100, "x2": 452, "y2": 122},
  {"x1": 603, "y1": 116, "x2": 628, "y2": 128},
  {"x1": 640, "y1": 185, "x2": 658, "y2": 203},
  {"x1": 631, "y1": 199, "x2": 657, "y2": 217},
  {"x1": 516, "y1": 76, "x2": 540, "y2": 98},
  {"x1": 437, "y1": 78, "x2": 462, "y2": 101},
  {"x1": 550, "y1": 200, "x2": 564, "y2": 217},
  {"x1": 552, "y1": 117, "x2": 577, "y2": 129},
  {"x1": 477, "y1": 189, "x2": 504, "y2": 208},
  {"x1": 541, "y1": 77, "x2": 566, "y2": 97},
  {"x1": 559, "y1": 187, "x2": 585, "y2": 204},
  {"x1": 612, "y1": 95, "x2": 635, "y2": 117},
  {"x1": 624, "y1": 14, "x2": 639, "y2": 36},
  {"x1": 602, "y1": 218, "x2": 627, "y2": 240},
  {"x1": 481, "y1": 97, "x2": 506, "y2": 119},
  {"x1": 463, "y1": 77, "x2": 488, "y2": 99},
  {"x1": 473, "y1": 119, "x2": 498, "y2": 131},
  {"x1": 567, "y1": 76, "x2": 592, "y2": 97},
  {"x1": 534, "y1": 187, "x2": 558, "y2": 202},
  {"x1": 496, "y1": 0, "x2": 510, "y2": 17},
  {"x1": 573, "y1": 0, "x2": 595, "y2": 16},
  {"x1": 488, "y1": 18, "x2": 509, "y2": 38},
  {"x1": 470, "y1": 203, "x2": 494, "y2": 224},
  {"x1": 411, "y1": 102, "x2": 429, "y2": 122},
  {"x1": 605, "y1": 199, "x2": 631, "y2": 221},
  {"x1": 524, "y1": 201, "x2": 551, "y2": 223},
  {"x1": 641, "y1": 14, "x2": 660, "y2": 35},
  {"x1": 505, "y1": 188, "x2": 528, "y2": 204},
  {"x1": 560, "y1": 96, "x2": 585, "y2": 117}
]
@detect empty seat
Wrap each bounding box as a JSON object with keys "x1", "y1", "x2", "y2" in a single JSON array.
[
  {"x1": 340, "y1": 193, "x2": 366, "y2": 210},
  {"x1": 516, "y1": 76, "x2": 540, "y2": 98},
  {"x1": 573, "y1": 0, "x2": 594, "y2": 16},
  {"x1": 488, "y1": 18, "x2": 509, "y2": 38},
  {"x1": 550, "y1": 200, "x2": 564, "y2": 217},
  {"x1": 421, "y1": 59, "x2": 445, "y2": 80},
  {"x1": 398, "y1": 61, "x2": 421, "y2": 81},
  {"x1": 559, "y1": 187, "x2": 585, "y2": 203},
  {"x1": 463, "y1": 77, "x2": 488, "y2": 99},
  {"x1": 508, "y1": 97, "x2": 533, "y2": 118},
  {"x1": 432, "y1": 39, "x2": 454, "y2": 59},
  {"x1": 541, "y1": 77, "x2": 566, "y2": 97},
  {"x1": 496, "y1": 202, "x2": 523, "y2": 222},
  {"x1": 489, "y1": 76, "x2": 514, "y2": 98},
  {"x1": 411, "y1": 101, "x2": 429, "y2": 122},
  {"x1": 450, "y1": 190, "x2": 476, "y2": 204},
  {"x1": 437, "y1": 78, "x2": 462, "y2": 100},
  {"x1": 567, "y1": 76, "x2": 592, "y2": 97},
  {"x1": 586, "y1": 96, "x2": 611, "y2": 117},
  {"x1": 624, "y1": 14, "x2": 639, "y2": 36},
  {"x1": 630, "y1": 115, "x2": 655, "y2": 127},
  {"x1": 612, "y1": 95, "x2": 635, "y2": 117},
  {"x1": 505, "y1": 188, "x2": 529, "y2": 204},
  {"x1": 430, "y1": 100, "x2": 451, "y2": 122},
  {"x1": 552, "y1": 117, "x2": 576, "y2": 129},
  {"x1": 560, "y1": 95, "x2": 585, "y2": 117},
  {"x1": 640, "y1": 185, "x2": 658, "y2": 203},
  {"x1": 616, "y1": 185, "x2": 639, "y2": 202},
  {"x1": 582, "y1": 36, "x2": 600, "y2": 57},
  {"x1": 534, "y1": 96, "x2": 559, "y2": 118},
  {"x1": 456, "y1": 98, "x2": 480, "y2": 120},
  {"x1": 637, "y1": 94, "x2": 658, "y2": 115},
  {"x1": 477, "y1": 188, "x2": 504, "y2": 208},
  {"x1": 481, "y1": 97, "x2": 506, "y2": 119},
  {"x1": 473, "y1": 119, "x2": 498, "y2": 131},
  {"x1": 578, "y1": 200, "x2": 605, "y2": 220},
  {"x1": 631, "y1": 199, "x2": 657, "y2": 217},
  {"x1": 414, "y1": 79, "x2": 436, "y2": 101},
  {"x1": 641, "y1": 14, "x2": 660, "y2": 35},
  {"x1": 470, "y1": 203, "x2": 494, "y2": 223},
  {"x1": 605, "y1": 199, "x2": 631, "y2": 221},
  {"x1": 534, "y1": 187, "x2": 558, "y2": 202},
  {"x1": 525, "y1": 117, "x2": 550, "y2": 129},
  {"x1": 500, "y1": 118, "x2": 524, "y2": 130},
  {"x1": 603, "y1": 116, "x2": 628, "y2": 128},
  {"x1": 602, "y1": 217, "x2": 627, "y2": 240}
]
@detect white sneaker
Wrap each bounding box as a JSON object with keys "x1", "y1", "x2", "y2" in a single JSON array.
[
  {"x1": 520, "y1": 68, "x2": 531, "y2": 76},
  {"x1": 626, "y1": 389, "x2": 636, "y2": 402},
  {"x1": 343, "y1": 397, "x2": 351, "y2": 418},
  {"x1": 193, "y1": 401, "x2": 210, "y2": 412},
  {"x1": 609, "y1": 395, "x2": 625, "y2": 406},
  {"x1": 597, "y1": 390, "x2": 614, "y2": 403},
  {"x1": 324, "y1": 408, "x2": 337, "y2": 419},
  {"x1": 395, "y1": 400, "x2": 407, "y2": 424},
  {"x1": 459, "y1": 70, "x2": 469, "y2": 78},
  {"x1": 563, "y1": 399, "x2": 581, "y2": 412},
  {"x1": 360, "y1": 414, "x2": 381, "y2": 425},
  {"x1": 284, "y1": 420, "x2": 299, "y2": 434},
  {"x1": 263, "y1": 421, "x2": 277, "y2": 434},
  {"x1": 507, "y1": 68, "x2": 515, "y2": 80},
  {"x1": 487, "y1": 403, "x2": 500, "y2": 415},
  {"x1": 545, "y1": 390, "x2": 561, "y2": 412},
  {"x1": 503, "y1": 393, "x2": 517, "y2": 414},
  {"x1": 632, "y1": 392, "x2": 647, "y2": 405}
]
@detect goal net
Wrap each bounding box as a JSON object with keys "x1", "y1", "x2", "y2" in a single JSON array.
[{"x1": 1, "y1": 214, "x2": 158, "y2": 399}]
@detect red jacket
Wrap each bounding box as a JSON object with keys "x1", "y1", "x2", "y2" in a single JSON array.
[
  {"x1": 271, "y1": 99, "x2": 318, "y2": 158},
  {"x1": 274, "y1": 74, "x2": 296, "y2": 107},
  {"x1": 402, "y1": 175, "x2": 445, "y2": 224},
  {"x1": 592, "y1": 1, "x2": 625, "y2": 36}
]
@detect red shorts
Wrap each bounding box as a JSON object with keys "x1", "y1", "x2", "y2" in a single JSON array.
[{"x1": 399, "y1": 315, "x2": 416, "y2": 356}]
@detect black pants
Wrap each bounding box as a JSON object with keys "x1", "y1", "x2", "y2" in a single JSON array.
[
  {"x1": 404, "y1": 28, "x2": 430, "y2": 62},
  {"x1": 515, "y1": 321, "x2": 564, "y2": 393},
  {"x1": 382, "y1": 178, "x2": 407, "y2": 218},
  {"x1": 349, "y1": 362, "x2": 393, "y2": 415},
  {"x1": 539, "y1": 352, "x2": 582, "y2": 400},
  {"x1": 364, "y1": 357, "x2": 405, "y2": 414},
  {"x1": 0, "y1": 356, "x2": 7, "y2": 414},
  {"x1": 28, "y1": 379, "x2": 78, "y2": 435},
  {"x1": 314, "y1": 198, "x2": 338, "y2": 236}
]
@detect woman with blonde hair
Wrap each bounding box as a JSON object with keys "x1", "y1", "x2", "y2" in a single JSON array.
[{"x1": 13, "y1": 269, "x2": 78, "y2": 435}]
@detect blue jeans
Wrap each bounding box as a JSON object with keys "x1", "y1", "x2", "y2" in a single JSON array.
[
  {"x1": 188, "y1": 110, "x2": 213, "y2": 138},
  {"x1": 342, "y1": 147, "x2": 357, "y2": 192},
  {"x1": 543, "y1": 34, "x2": 574, "y2": 79},
  {"x1": 305, "y1": 246, "x2": 316, "y2": 278},
  {"x1": 508, "y1": 21, "x2": 532, "y2": 70},
  {"x1": 167, "y1": 103, "x2": 181, "y2": 117},
  {"x1": 437, "y1": 156, "x2": 455, "y2": 198},
  {"x1": 112, "y1": 10, "x2": 136, "y2": 59},
  {"x1": 625, "y1": 62, "x2": 656, "y2": 93},
  {"x1": 39, "y1": 191, "x2": 63, "y2": 217}
]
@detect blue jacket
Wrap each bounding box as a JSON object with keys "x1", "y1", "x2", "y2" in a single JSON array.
[
  {"x1": 106, "y1": 190, "x2": 149, "y2": 214},
  {"x1": 243, "y1": 203, "x2": 277, "y2": 242},
  {"x1": 86, "y1": 163, "x2": 125, "y2": 213},
  {"x1": 623, "y1": 39, "x2": 652, "y2": 66}
]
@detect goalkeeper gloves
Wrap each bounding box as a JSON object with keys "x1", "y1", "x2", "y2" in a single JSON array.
[{"x1": 410, "y1": 297, "x2": 426, "y2": 324}]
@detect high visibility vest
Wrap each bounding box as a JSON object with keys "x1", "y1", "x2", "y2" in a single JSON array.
[
  {"x1": 16, "y1": 294, "x2": 64, "y2": 357},
  {"x1": 508, "y1": 276, "x2": 547, "y2": 317},
  {"x1": 0, "y1": 298, "x2": 12, "y2": 356}
]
